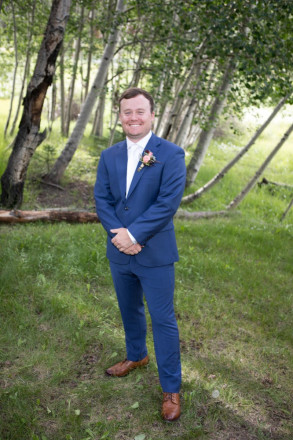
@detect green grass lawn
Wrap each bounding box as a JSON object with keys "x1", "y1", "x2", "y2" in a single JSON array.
[
  {"x1": 1, "y1": 218, "x2": 292, "y2": 440},
  {"x1": 0, "y1": 101, "x2": 293, "y2": 439}
]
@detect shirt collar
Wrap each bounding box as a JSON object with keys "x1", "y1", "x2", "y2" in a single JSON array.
[{"x1": 126, "y1": 131, "x2": 152, "y2": 151}]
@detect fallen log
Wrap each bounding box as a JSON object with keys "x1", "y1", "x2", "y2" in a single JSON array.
[
  {"x1": 0, "y1": 208, "x2": 231, "y2": 224},
  {"x1": 0, "y1": 209, "x2": 99, "y2": 224},
  {"x1": 175, "y1": 209, "x2": 229, "y2": 220}
]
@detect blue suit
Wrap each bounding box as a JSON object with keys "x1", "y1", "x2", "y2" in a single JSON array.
[{"x1": 94, "y1": 133, "x2": 186, "y2": 392}]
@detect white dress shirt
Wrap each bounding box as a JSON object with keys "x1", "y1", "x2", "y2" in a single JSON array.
[{"x1": 126, "y1": 131, "x2": 152, "y2": 244}]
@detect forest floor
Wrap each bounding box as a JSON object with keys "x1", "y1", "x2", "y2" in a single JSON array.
[{"x1": 35, "y1": 178, "x2": 95, "y2": 210}]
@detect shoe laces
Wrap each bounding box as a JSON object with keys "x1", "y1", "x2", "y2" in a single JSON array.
[{"x1": 163, "y1": 393, "x2": 179, "y2": 404}]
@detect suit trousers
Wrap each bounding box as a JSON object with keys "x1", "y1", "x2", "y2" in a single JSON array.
[{"x1": 109, "y1": 258, "x2": 181, "y2": 393}]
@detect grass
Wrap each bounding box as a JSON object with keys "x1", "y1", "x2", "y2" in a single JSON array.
[
  {"x1": 1, "y1": 219, "x2": 292, "y2": 440},
  {"x1": 0, "y1": 100, "x2": 293, "y2": 439}
]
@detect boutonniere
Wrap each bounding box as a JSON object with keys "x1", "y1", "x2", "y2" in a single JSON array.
[{"x1": 138, "y1": 150, "x2": 158, "y2": 171}]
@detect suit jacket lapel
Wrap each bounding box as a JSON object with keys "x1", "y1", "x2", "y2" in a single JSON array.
[
  {"x1": 126, "y1": 134, "x2": 161, "y2": 199},
  {"x1": 115, "y1": 141, "x2": 127, "y2": 199}
]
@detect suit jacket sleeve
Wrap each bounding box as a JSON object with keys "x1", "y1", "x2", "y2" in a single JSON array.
[
  {"x1": 127, "y1": 147, "x2": 186, "y2": 244},
  {"x1": 94, "y1": 151, "x2": 124, "y2": 236}
]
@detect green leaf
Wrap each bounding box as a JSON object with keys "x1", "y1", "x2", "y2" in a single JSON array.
[
  {"x1": 130, "y1": 401, "x2": 139, "y2": 409},
  {"x1": 134, "y1": 435, "x2": 146, "y2": 440}
]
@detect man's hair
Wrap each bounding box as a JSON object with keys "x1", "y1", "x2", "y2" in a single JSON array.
[{"x1": 119, "y1": 87, "x2": 155, "y2": 113}]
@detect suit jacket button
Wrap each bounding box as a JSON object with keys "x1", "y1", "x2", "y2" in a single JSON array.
[{"x1": 124, "y1": 206, "x2": 129, "y2": 210}]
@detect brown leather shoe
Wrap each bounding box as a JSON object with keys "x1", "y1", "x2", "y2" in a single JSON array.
[
  {"x1": 161, "y1": 392, "x2": 181, "y2": 421},
  {"x1": 106, "y1": 355, "x2": 149, "y2": 377}
]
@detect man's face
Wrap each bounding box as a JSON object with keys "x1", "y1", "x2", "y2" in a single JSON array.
[{"x1": 119, "y1": 94, "x2": 155, "y2": 141}]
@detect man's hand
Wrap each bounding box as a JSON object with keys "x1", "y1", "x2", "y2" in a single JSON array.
[
  {"x1": 110, "y1": 227, "x2": 133, "y2": 252},
  {"x1": 123, "y1": 244, "x2": 142, "y2": 255}
]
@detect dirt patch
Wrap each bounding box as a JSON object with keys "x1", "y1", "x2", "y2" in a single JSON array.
[
  {"x1": 35, "y1": 179, "x2": 95, "y2": 210},
  {"x1": 75, "y1": 343, "x2": 102, "y2": 381}
]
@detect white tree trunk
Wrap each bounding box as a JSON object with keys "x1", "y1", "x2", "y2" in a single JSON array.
[
  {"x1": 186, "y1": 58, "x2": 235, "y2": 187},
  {"x1": 64, "y1": 4, "x2": 84, "y2": 136},
  {"x1": 59, "y1": 45, "x2": 66, "y2": 136},
  {"x1": 161, "y1": 60, "x2": 199, "y2": 140},
  {"x1": 184, "y1": 122, "x2": 201, "y2": 149},
  {"x1": 158, "y1": 78, "x2": 182, "y2": 138},
  {"x1": 92, "y1": 88, "x2": 107, "y2": 137},
  {"x1": 84, "y1": 7, "x2": 95, "y2": 99},
  {"x1": 174, "y1": 96, "x2": 198, "y2": 148},
  {"x1": 45, "y1": 0, "x2": 125, "y2": 184},
  {"x1": 227, "y1": 122, "x2": 293, "y2": 210},
  {"x1": 280, "y1": 197, "x2": 293, "y2": 222},
  {"x1": 182, "y1": 94, "x2": 290, "y2": 203}
]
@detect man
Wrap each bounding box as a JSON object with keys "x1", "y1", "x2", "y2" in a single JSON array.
[{"x1": 94, "y1": 87, "x2": 186, "y2": 421}]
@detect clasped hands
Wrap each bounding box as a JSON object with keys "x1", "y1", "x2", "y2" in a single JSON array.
[{"x1": 110, "y1": 228, "x2": 142, "y2": 255}]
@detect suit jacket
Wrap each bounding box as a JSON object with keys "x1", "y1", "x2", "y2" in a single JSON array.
[{"x1": 94, "y1": 133, "x2": 186, "y2": 267}]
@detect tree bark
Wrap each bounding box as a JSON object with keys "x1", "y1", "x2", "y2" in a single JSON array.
[
  {"x1": 186, "y1": 58, "x2": 235, "y2": 187},
  {"x1": 0, "y1": 0, "x2": 72, "y2": 209},
  {"x1": 182, "y1": 94, "x2": 290, "y2": 204},
  {"x1": 0, "y1": 208, "x2": 230, "y2": 223},
  {"x1": 168, "y1": 53, "x2": 208, "y2": 144},
  {"x1": 84, "y1": 7, "x2": 95, "y2": 99},
  {"x1": 280, "y1": 197, "x2": 293, "y2": 222},
  {"x1": 45, "y1": 0, "x2": 125, "y2": 184},
  {"x1": 161, "y1": 59, "x2": 198, "y2": 140},
  {"x1": 129, "y1": 44, "x2": 145, "y2": 87},
  {"x1": 174, "y1": 95, "x2": 198, "y2": 148},
  {"x1": 183, "y1": 61, "x2": 217, "y2": 149},
  {"x1": 49, "y1": 78, "x2": 57, "y2": 131},
  {"x1": 59, "y1": 44, "x2": 66, "y2": 136},
  {"x1": 92, "y1": 87, "x2": 107, "y2": 137},
  {"x1": 107, "y1": 45, "x2": 145, "y2": 143},
  {"x1": 227, "y1": 122, "x2": 293, "y2": 210},
  {"x1": 154, "y1": 96, "x2": 169, "y2": 137},
  {"x1": 0, "y1": 209, "x2": 98, "y2": 223},
  {"x1": 64, "y1": 4, "x2": 85, "y2": 136}
]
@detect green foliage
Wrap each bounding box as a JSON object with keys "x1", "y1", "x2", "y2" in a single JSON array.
[
  {"x1": 0, "y1": 0, "x2": 51, "y2": 98},
  {"x1": 0, "y1": 99, "x2": 11, "y2": 177},
  {"x1": 0, "y1": 136, "x2": 9, "y2": 178}
]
